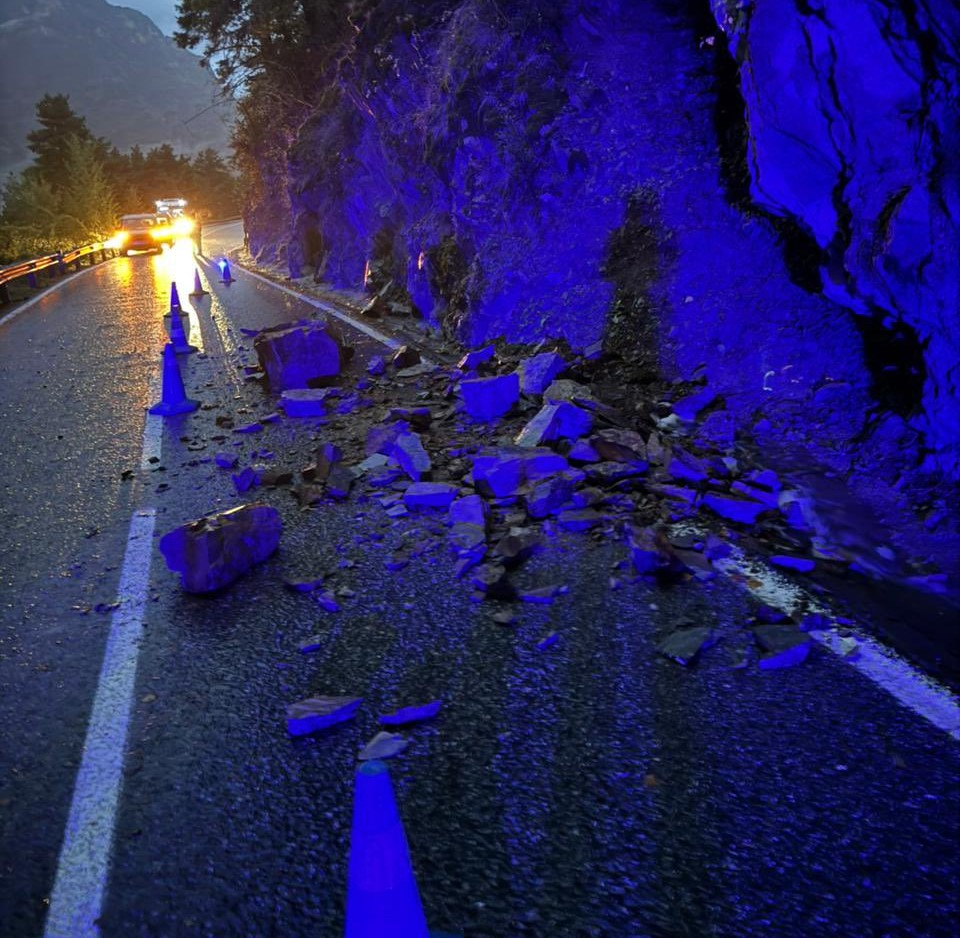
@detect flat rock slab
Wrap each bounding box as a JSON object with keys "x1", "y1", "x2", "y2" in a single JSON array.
[
  {"x1": 404, "y1": 482, "x2": 459, "y2": 510},
  {"x1": 393, "y1": 431, "x2": 432, "y2": 481},
  {"x1": 657, "y1": 628, "x2": 716, "y2": 666},
  {"x1": 448, "y1": 494, "x2": 487, "y2": 527},
  {"x1": 379, "y1": 700, "x2": 443, "y2": 725},
  {"x1": 286, "y1": 695, "x2": 362, "y2": 736},
  {"x1": 159, "y1": 503, "x2": 282, "y2": 593},
  {"x1": 770, "y1": 554, "x2": 816, "y2": 573},
  {"x1": 359, "y1": 731, "x2": 409, "y2": 761},
  {"x1": 460, "y1": 373, "x2": 519, "y2": 421},
  {"x1": 253, "y1": 319, "x2": 342, "y2": 390}
]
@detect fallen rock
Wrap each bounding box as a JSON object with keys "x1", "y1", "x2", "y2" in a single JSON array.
[
  {"x1": 367, "y1": 355, "x2": 386, "y2": 376},
  {"x1": 458, "y1": 345, "x2": 496, "y2": 371},
  {"x1": 667, "y1": 448, "x2": 709, "y2": 484},
  {"x1": 754, "y1": 625, "x2": 812, "y2": 669},
  {"x1": 515, "y1": 402, "x2": 593, "y2": 448},
  {"x1": 280, "y1": 388, "x2": 335, "y2": 417},
  {"x1": 702, "y1": 492, "x2": 768, "y2": 524},
  {"x1": 358, "y1": 731, "x2": 409, "y2": 761},
  {"x1": 283, "y1": 576, "x2": 325, "y2": 592},
  {"x1": 671, "y1": 389, "x2": 717, "y2": 421},
  {"x1": 404, "y1": 481, "x2": 459, "y2": 510},
  {"x1": 460, "y1": 373, "x2": 520, "y2": 421},
  {"x1": 393, "y1": 431, "x2": 432, "y2": 481},
  {"x1": 524, "y1": 472, "x2": 580, "y2": 519},
  {"x1": 392, "y1": 345, "x2": 421, "y2": 369},
  {"x1": 286, "y1": 695, "x2": 362, "y2": 736},
  {"x1": 472, "y1": 447, "x2": 568, "y2": 498},
  {"x1": 628, "y1": 526, "x2": 673, "y2": 576},
  {"x1": 366, "y1": 420, "x2": 409, "y2": 457},
  {"x1": 379, "y1": 700, "x2": 442, "y2": 726},
  {"x1": 536, "y1": 632, "x2": 560, "y2": 651},
  {"x1": 302, "y1": 442, "x2": 343, "y2": 482},
  {"x1": 770, "y1": 554, "x2": 816, "y2": 574},
  {"x1": 254, "y1": 319, "x2": 342, "y2": 390},
  {"x1": 565, "y1": 439, "x2": 601, "y2": 463},
  {"x1": 325, "y1": 464, "x2": 356, "y2": 500},
  {"x1": 159, "y1": 504, "x2": 282, "y2": 593},
  {"x1": 215, "y1": 453, "x2": 238, "y2": 469},
  {"x1": 448, "y1": 494, "x2": 487, "y2": 527},
  {"x1": 517, "y1": 351, "x2": 567, "y2": 395},
  {"x1": 471, "y1": 564, "x2": 517, "y2": 600},
  {"x1": 591, "y1": 428, "x2": 647, "y2": 464},
  {"x1": 493, "y1": 530, "x2": 542, "y2": 568},
  {"x1": 544, "y1": 379, "x2": 594, "y2": 403},
  {"x1": 556, "y1": 508, "x2": 606, "y2": 532},
  {"x1": 657, "y1": 628, "x2": 716, "y2": 665}
]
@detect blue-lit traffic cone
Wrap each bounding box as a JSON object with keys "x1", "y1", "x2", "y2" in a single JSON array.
[
  {"x1": 189, "y1": 268, "x2": 209, "y2": 297},
  {"x1": 218, "y1": 257, "x2": 234, "y2": 283},
  {"x1": 346, "y1": 760, "x2": 429, "y2": 938},
  {"x1": 170, "y1": 281, "x2": 182, "y2": 313},
  {"x1": 167, "y1": 302, "x2": 197, "y2": 354},
  {"x1": 149, "y1": 343, "x2": 199, "y2": 416}
]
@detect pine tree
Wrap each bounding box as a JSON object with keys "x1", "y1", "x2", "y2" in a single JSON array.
[
  {"x1": 26, "y1": 94, "x2": 103, "y2": 188},
  {"x1": 59, "y1": 137, "x2": 116, "y2": 242}
]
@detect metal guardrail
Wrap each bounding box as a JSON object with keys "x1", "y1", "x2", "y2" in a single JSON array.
[{"x1": 0, "y1": 241, "x2": 117, "y2": 305}]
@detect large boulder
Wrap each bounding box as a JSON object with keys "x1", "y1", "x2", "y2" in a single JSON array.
[
  {"x1": 253, "y1": 319, "x2": 342, "y2": 390},
  {"x1": 159, "y1": 503, "x2": 282, "y2": 593}
]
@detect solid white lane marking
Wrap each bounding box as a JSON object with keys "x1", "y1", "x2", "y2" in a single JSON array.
[
  {"x1": 43, "y1": 508, "x2": 158, "y2": 938},
  {"x1": 236, "y1": 265, "x2": 403, "y2": 350},
  {"x1": 713, "y1": 549, "x2": 960, "y2": 742}
]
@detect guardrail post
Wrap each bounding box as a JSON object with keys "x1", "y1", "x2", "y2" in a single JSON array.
[
  {"x1": 57, "y1": 251, "x2": 66, "y2": 276},
  {"x1": 0, "y1": 284, "x2": 9, "y2": 306},
  {"x1": 28, "y1": 272, "x2": 38, "y2": 289}
]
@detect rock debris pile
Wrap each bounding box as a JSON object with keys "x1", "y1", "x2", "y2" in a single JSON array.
[{"x1": 158, "y1": 319, "x2": 937, "y2": 737}]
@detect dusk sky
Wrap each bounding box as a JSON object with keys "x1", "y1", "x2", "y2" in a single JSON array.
[{"x1": 108, "y1": 0, "x2": 178, "y2": 37}]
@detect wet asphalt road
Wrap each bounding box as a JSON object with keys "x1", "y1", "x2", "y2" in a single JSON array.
[{"x1": 1, "y1": 225, "x2": 958, "y2": 937}]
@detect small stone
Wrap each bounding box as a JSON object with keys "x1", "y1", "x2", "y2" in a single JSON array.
[
  {"x1": 392, "y1": 345, "x2": 421, "y2": 369},
  {"x1": 519, "y1": 585, "x2": 561, "y2": 604},
  {"x1": 566, "y1": 439, "x2": 601, "y2": 463},
  {"x1": 233, "y1": 421, "x2": 263, "y2": 434},
  {"x1": 393, "y1": 431, "x2": 432, "y2": 481},
  {"x1": 493, "y1": 530, "x2": 542, "y2": 567},
  {"x1": 492, "y1": 610, "x2": 516, "y2": 626},
  {"x1": 754, "y1": 625, "x2": 812, "y2": 669},
  {"x1": 591, "y1": 429, "x2": 647, "y2": 464},
  {"x1": 325, "y1": 463, "x2": 356, "y2": 500},
  {"x1": 215, "y1": 453, "x2": 238, "y2": 469},
  {"x1": 232, "y1": 466, "x2": 260, "y2": 494},
  {"x1": 359, "y1": 731, "x2": 408, "y2": 761},
  {"x1": 770, "y1": 555, "x2": 816, "y2": 574},
  {"x1": 298, "y1": 636, "x2": 324, "y2": 654},
  {"x1": 404, "y1": 482, "x2": 459, "y2": 511},
  {"x1": 702, "y1": 492, "x2": 768, "y2": 524},
  {"x1": 313, "y1": 591, "x2": 341, "y2": 612},
  {"x1": 283, "y1": 577, "x2": 324, "y2": 592},
  {"x1": 515, "y1": 402, "x2": 593, "y2": 448},
  {"x1": 657, "y1": 628, "x2": 715, "y2": 665},
  {"x1": 379, "y1": 700, "x2": 442, "y2": 725},
  {"x1": 536, "y1": 632, "x2": 560, "y2": 651},
  {"x1": 286, "y1": 696, "x2": 362, "y2": 736}
]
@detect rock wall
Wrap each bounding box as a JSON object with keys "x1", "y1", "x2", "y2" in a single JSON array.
[
  {"x1": 711, "y1": 0, "x2": 960, "y2": 472},
  {"x1": 244, "y1": 0, "x2": 957, "y2": 485}
]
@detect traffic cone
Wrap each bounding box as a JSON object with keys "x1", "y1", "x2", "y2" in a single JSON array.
[
  {"x1": 170, "y1": 281, "x2": 182, "y2": 313},
  {"x1": 218, "y1": 257, "x2": 234, "y2": 283},
  {"x1": 346, "y1": 760, "x2": 429, "y2": 938},
  {"x1": 189, "y1": 268, "x2": 209, "y2": 297},
  {"x1": 168, "y1": 303, "x2": 197, "y2": 354},
  {"x1": 149, "y1": 344, "x2": 199, "y2": 415}
]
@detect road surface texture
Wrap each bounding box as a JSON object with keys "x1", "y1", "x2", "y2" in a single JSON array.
[{"x1": 1, "y1": 226, "x2": 957, "y2": 937}]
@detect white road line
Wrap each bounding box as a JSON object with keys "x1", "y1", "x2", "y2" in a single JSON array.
[
  {"x1": 713, "y1": 549, "x2": 960, "y2": 741},
  {"x1": 236, "y1": 264, "x2": 403, "y2": 350},
  {"x1": 0, "y1": 263, "x2": 107, "y2": 326},
  {"x1": 43, "y1": 508, "x2": 158, "y2": 938}
]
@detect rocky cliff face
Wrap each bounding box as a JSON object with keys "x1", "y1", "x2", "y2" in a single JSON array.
[
  {"x1": 711, "y1": 0, "x2": 960, "y2": 474},
  {"x1": 244, "y1": 0, "x2": 958, "y2": 493}
]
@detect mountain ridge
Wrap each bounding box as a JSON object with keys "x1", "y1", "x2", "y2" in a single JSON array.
[{"x1": 0, "y1": 0, "x2": 233, "y2": 176}]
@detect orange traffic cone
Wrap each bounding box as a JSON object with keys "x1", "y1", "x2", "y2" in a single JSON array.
[
  {"x1": 168, "y1": 303, "x2": 197, "y2": 354},
  {"x1": 189, "y1": 268, "x2": 209, "y2": 297},
  {"x1": 149, "y1": 344, "x2": 199, "y2": 415},
  {"x1": 346, "y1": 760, "x2": 429, "y2": 938}
]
